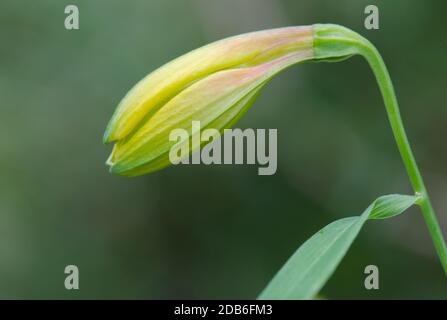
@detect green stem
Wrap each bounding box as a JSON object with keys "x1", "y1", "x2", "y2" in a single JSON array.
[
  {"x1": 364, "y1": 44, "x2": 447, "y2": 275},
  {"x1": 313, "y1": 24, "x2": 447, "y2": 274}
]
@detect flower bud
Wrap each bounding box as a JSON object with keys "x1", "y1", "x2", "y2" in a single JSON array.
[{"x1": 104, "y1": 26, "x2": 315, "y2": 176}]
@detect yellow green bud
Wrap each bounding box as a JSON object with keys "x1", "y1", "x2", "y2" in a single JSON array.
[
  {"x1": 104, "y1": 26, "x2": 314, "y2": 176},
  {"x1": 104, "y1": 24, "x2": 375, "y2": 176}
]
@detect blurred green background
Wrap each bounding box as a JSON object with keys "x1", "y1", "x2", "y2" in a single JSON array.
[{"x1": 1, "y1": 0, "x2": 446, "y2": 299}]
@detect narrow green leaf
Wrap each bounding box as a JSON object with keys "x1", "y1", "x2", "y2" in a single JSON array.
[
  {"x1": 258, "y1": 215, "x2": 366, "y2": 300},
  {"x1": 258, "y1": 194, "x2": 417, "y2": 300}
]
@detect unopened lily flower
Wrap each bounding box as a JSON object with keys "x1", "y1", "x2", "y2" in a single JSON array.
[
  {"x1": 104, "y1": 24, "x2": 377, "y2": 176},
  {"x1": 102, "y1": 22, "x2": 447, "y2": 291}
]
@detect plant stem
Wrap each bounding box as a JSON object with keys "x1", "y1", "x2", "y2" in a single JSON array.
[
  {"x1": 363, "y1": 43, "x2": 447, "y2": 274},
  {"x1": 313, "y1": 24, "x2": 447, "y2": 274}
]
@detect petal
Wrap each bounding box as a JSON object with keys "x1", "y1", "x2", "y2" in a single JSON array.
[
  {"x1": 109, "y1": 50, "x2": 313, "y2": 176},
  {"x1": 103, "y1": 26, "x2": 313, "y2": 143}
]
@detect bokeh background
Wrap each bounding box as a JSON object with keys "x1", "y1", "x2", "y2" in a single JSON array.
[{"x1": 1, "y1": 0, "x2": 446, "y2": 299}]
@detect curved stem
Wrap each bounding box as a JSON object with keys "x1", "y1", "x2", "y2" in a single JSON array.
[
  {"x1": 312, "y1": 24, "x2": 447, "y2": 274},
  {"x1": 364, "y1": 46, "x2": 447, "y2": 274}
]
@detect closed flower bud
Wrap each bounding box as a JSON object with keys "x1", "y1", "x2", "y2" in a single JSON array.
[{"x1": 104, "y1": 24, "x2": 369, "y2": 176}]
